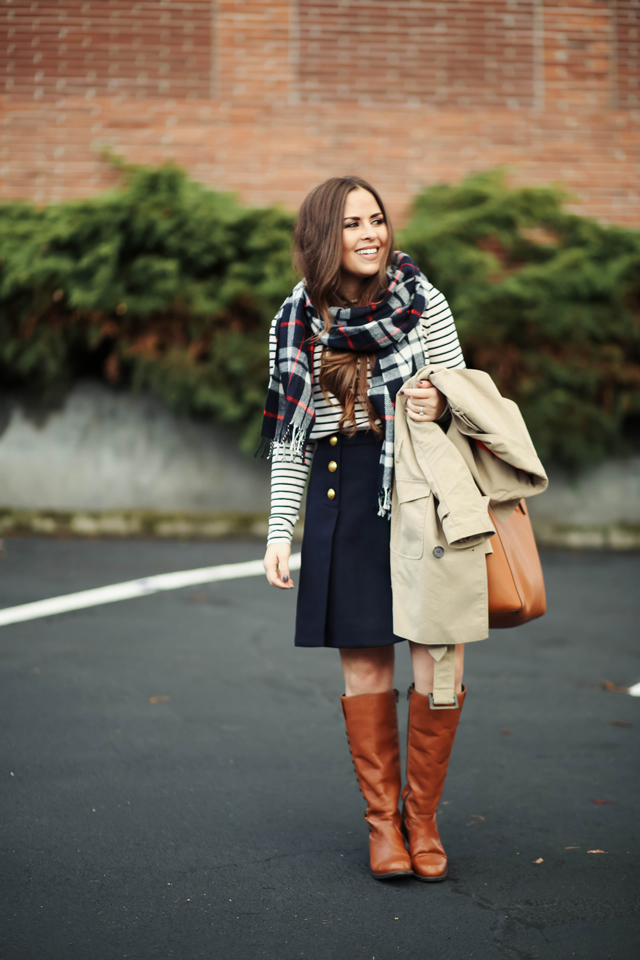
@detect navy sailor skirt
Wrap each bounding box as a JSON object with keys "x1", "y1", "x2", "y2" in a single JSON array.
[{"x1": 294, "y1": 429, "x2": 406, "y2": 649}]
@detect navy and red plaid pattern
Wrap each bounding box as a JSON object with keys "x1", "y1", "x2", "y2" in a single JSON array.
[{"x1": 260, "y1": 252, "x2": 429, "y2": 517}]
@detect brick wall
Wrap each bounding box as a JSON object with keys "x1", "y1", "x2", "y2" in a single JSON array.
[
  {"x1": 298, "y1": 1, "x2": 537, "y2": 108},
  {"x1": 617, "y1": 0, "x2": 640, "y2": 108},
  {"x1": 1, "y1": 0, "x2": 639, "y2": 225},
  {"x1": 2, "y1": 1, "x2": 213, "y2": 100}
]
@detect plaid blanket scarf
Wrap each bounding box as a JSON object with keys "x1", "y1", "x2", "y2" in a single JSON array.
[{"x1": 260, "y1": 252, "x2": 429, "y2": 517}]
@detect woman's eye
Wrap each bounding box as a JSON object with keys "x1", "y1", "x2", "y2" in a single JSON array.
[{"x1": 372, "y1": 218, "x2": 385, "y2": 225}]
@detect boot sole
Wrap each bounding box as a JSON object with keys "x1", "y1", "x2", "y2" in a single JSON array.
[
  {"x1": 371, "y1": 869, "x2": 414, "y2": 881},
  {"x1": 412, "y1": 866, "x2": 448, "y2": 883}
]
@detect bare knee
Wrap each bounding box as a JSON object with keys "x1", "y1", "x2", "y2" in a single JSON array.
[{"x1": 340, "y1": 646, "x2": 395, "y2": 697}]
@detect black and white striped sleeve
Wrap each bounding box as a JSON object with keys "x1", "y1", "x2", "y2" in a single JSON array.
[
  {"x1": 267, "y1": 441, "x2": 316, "y2": 544},
  {"x1": 267, "y1": 314, "x2": 311, "y2": 545},
  {"x1": 423, "y1": 286, "x2": 466, "y2": 369}
]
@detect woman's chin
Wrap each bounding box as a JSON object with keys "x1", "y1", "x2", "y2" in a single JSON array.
[{"x1": 345, "y1": 259, "x2": 380, "y2": 279}]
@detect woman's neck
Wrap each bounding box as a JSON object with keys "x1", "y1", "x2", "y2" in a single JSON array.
[{"x1": 338, "y1": 271, "x2": 366, "y2": 304}]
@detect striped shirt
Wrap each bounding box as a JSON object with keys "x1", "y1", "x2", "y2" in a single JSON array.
[{"x1": 267, "y1": 284, "x2": 465, "y2": 544}]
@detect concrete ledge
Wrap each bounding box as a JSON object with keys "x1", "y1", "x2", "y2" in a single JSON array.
[
  {"x1": 1, "y1": 508, "x2": 639, "y2": 550},
  {"x1": 532, "y1": 522, "x2": 640, "y2": 551},
  {"x1": 0, "y1": 508, "x2": 292, "y2": 541}
]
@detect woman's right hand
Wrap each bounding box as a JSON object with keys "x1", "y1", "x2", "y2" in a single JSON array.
[{"x1": 263, "y1": 542, "x2": 294, "y2": 589}]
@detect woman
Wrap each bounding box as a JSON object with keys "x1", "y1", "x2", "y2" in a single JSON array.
[{"x1": 261, "y1": 176, "x2": 466, "y2": 882}]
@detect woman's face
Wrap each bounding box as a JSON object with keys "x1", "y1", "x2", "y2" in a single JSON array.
[{"x1": 341, "y1": 187, "x2": 389, "y2": 283}]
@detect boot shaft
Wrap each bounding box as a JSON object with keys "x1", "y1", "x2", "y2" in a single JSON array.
[
  {"x1": 403, "y1": 685, "x2": 466, "y2": 819},
  {"x1": 341, "y1": 690, "x2": 402, "y2": 820}
]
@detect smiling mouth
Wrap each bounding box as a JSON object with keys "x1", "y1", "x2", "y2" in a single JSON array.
[{"x1": 355, "y1": 247, "x2": 379, "y2": 257}]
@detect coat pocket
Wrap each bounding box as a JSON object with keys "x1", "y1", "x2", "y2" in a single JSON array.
[{"x1": 391, "y1": 480, "x2": 431, "y2": 560}]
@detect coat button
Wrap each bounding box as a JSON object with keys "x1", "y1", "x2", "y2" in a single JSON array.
[
  {"x1": 433, "y1": 546, "x2": 445, "y2": 558},
  {"x1": 327, "y1": 488, "x2": 336, "y2": 500},
  {"x1": 329, "y1": 435, "x2": 338, "y2": 446},
  {"x1": 328, "y1": 460, "x2": 337, "y2": 473}
]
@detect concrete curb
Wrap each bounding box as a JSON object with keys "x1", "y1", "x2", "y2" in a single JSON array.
[
  {"x1": 0, "y1": 508, "x2": 296, "y2": 541},
  {"x1": 1, "y1": 508, "x2": 640, "y2": 550},
  {"x1": 532, "y1": 521, "x2": 640, "y2": 551}
]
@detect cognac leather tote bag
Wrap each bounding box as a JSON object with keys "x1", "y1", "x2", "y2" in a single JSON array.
[{"x1": 486, "y1": 500, "x2": 546, "y2": 629}]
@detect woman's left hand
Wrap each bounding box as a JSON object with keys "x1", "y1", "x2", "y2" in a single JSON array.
[{"x1": 401, "y1": 380, "x2": 448, "y2": 422}]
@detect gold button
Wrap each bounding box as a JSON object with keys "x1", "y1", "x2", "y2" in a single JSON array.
[
  {"x1": 329, "y1": 435, "x2": 338, "y2": 446},
  {"x1": 327, "y1": 488, "x2": 336, "y2": 500},
  {"x1": 328, "y1": 460, "x2": 337, "y2": 473}
]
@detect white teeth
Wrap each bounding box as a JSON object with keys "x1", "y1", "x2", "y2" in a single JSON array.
[{"x1": 356, "y1": 248, "x2": 377, "y2": 255}]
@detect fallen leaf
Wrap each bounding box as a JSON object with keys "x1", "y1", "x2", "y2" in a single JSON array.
[
  {"x1": 587, "y1": 849, "x2": 607, "y2": 854},
  {"x1": 533, "y1": 858, "x2": 543, "y2": 863},
  {"x1": 501, "y1": 728, "x2": 511, "y2": 735},
  {"x1": 565, "y1": 846, "x2": 580, "y2": 850},
  {"x1": 149, "y1": 695, "x2": 170, "y2": 703},
  {"x1": 609, "y1": 720, "x2": 633, "y2": 728},
  {"x1": 602, "y1": 680, "x2": 629, "y2": 695},
  {"x1": 593, "y1": 799, "x2": 615, "y2": 805}
]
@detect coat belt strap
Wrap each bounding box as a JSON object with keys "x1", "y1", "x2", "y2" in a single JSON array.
[{"x1": 428, "y1": 644, "x2": 458, "y2": 709}]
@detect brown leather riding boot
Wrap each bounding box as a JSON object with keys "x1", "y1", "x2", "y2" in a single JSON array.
[
  {"x1": 341, "y1": 690, "x2": 413, "y2": 880},
  {"x1": 402, "y1": 684, "x2": 466, "y2": 882}
]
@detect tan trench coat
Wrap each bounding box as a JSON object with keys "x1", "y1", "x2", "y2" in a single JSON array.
[{"x1": 391, "y1": 365, "x2": 548, "y2": 647}]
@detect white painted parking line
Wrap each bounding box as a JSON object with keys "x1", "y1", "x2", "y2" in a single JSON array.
[{"x1": 0, "y1": 554, "x2": 302, "y2": 627}]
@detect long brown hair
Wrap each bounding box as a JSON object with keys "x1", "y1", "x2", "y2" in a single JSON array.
[{"x1": 293, "y1": 176, "x2": 395, "y2": 435}]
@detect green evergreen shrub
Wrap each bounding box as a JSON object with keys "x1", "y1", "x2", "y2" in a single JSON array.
[
  {"x1": 0, "y1": 160, "x2": 296, "y2": 454},
  {"x1": 402, "y1": 170, "x2": 640, "y2": 470},
  {"x1": 1, "y1": 163, "x2": 639, "y2": 469}
]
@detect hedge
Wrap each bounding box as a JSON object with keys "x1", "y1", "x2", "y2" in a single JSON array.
[
  {"x1": 0, "y1": 159, "x2": 297, "y2": 455},
  {"x1": 1, "y1": 161, "x2": 639, "y2": 469}
]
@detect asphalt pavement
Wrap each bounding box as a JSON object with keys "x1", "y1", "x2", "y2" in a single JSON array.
[{"x1": 1, "y1": 537, "x2": 639, "y2": 960}]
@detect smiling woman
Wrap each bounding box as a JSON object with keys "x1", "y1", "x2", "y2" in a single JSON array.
[
  {"x1": 310, "y1": 181, "x2": 394, "y2": 436},
  {"x1": 340, "y1": 188, "x2": 390, "y2": 293},
  {"x1": 260, "y1": 175, "x2": 466, "y2": 883}
]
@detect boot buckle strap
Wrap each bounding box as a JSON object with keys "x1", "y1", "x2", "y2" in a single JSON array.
[
  {"x1": 430, "y1": 644, "x2": 457, "y2": 707},
  {"x1": 428, "y1": 691, "x2": 459, "y2": 710}
]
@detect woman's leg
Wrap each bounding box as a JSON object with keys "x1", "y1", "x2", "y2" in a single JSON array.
[
  {"x1": 339, "y1": 644, "x2": 411, "y2": 879},
  {"x1": 340, "y1": 644, "x2": 396, "y2": 696},
  {"x1": 409, "y1": 642, "x2": 465, "y2": 695},
  {"x1": 403, "y1": 642, "x2": 466, "y2": 882}
]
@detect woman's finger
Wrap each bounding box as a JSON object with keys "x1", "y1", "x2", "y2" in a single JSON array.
[
  {"x1": 263, "y1": 550, "x2": 294, "y2": 589},
  {"x1": 278, "y1": 554, "x2": 293, "y2": 588},
  {"x1": 406, "y1": 397, "x2": 438, "y2": 414},
  {"x1": 401, "y1": 386, "x2": 438, "y2": 399},
  {"x1": 406, "y1": 399, "x2": 440, "y2": 422}
]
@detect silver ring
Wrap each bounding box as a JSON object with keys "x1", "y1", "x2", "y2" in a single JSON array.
[{"x1": 419, "y1": 407, "x2": 423, "y2": 416}]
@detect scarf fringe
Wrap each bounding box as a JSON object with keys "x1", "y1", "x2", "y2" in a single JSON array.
[
  {"x1": 253, "y1": 436, "x2": 271, "y2": 460},
  {"x1": 377, "y1": 485, "x2": 393, "y2": 520},
  {"x1": 270, "y1": 424, "x2": 309, "y2": 463}
]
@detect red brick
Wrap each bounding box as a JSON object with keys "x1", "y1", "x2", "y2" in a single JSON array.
[{"x1": 0, "y1": 1, "x2": 639, "y2": 226}]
